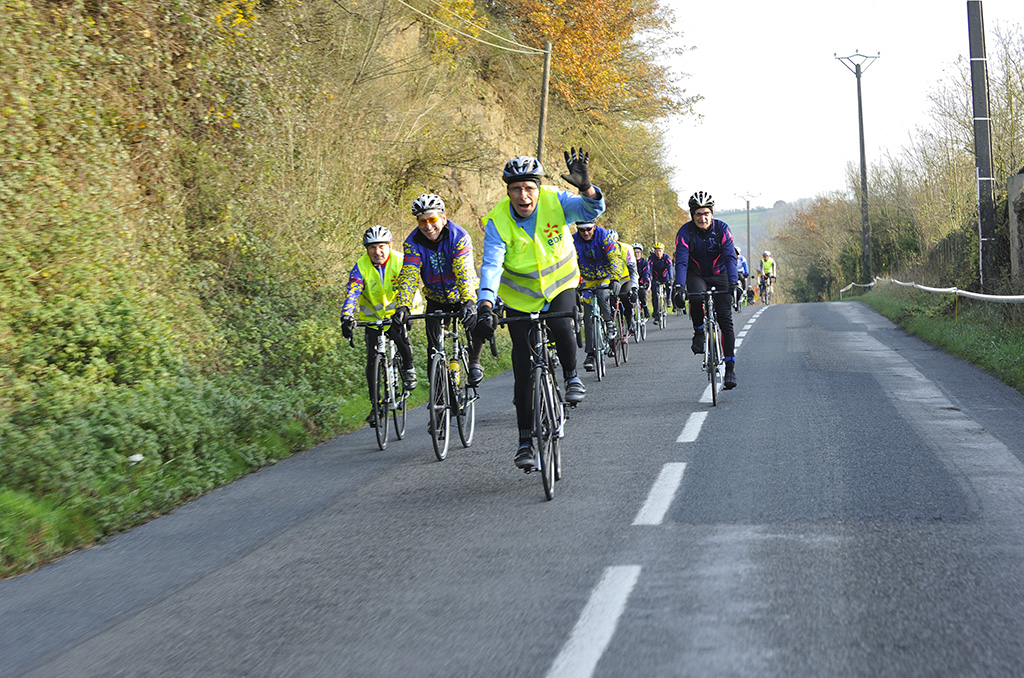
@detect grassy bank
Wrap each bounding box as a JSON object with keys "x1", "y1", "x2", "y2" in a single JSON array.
[{"x1": 857, "y1": 285, "x2": 1024, "y2": 394}]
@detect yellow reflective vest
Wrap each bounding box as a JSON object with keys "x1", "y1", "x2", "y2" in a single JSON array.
[
  {"x1": 485, "y1": 186, "x2": 580, "y2": 311},
  {"x1": 356, "y1": 250, "x2": 404, "y2": 321}
]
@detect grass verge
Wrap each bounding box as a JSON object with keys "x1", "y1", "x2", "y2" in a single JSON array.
[{"x1": 856, "y1": 286, "x2": 1024, "y2": 394}]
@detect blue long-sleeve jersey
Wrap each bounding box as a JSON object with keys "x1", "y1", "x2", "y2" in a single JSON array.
[{"x1": 674, "y1": 218, "x2": 737, "y2": 286}]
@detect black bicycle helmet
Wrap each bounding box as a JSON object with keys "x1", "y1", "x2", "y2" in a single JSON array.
[
  {"x1": 687, "y1": 190, "x2": 714, "y2": 214},
  {"x1": 411, "y1": 193, "x2": 445, "y2": 216},
  {"x1": 502, "y1": 156, "x2": 545, "y2": 185}
]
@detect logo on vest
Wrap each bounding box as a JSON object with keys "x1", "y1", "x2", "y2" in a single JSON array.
[{"x1": 541, "y1": 222, "x2": 562, "y2": 247}]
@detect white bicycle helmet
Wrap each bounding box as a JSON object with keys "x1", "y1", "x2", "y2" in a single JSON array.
[
  {"x1": 607, "y1": 229, "x2": 619, "y2": 242},
  {"x1": 411, "y1": 193, "x2": 445, "y2": 216},
  {"x1": 363, "y1": 225, "x2": 392, "y2": 246},
  {"x1": 763, "y1": 250, "x2": 771, "y2": 256},
  {"x1": 688, "y1": 190, "x2": 714, "y2": 214},
  {"x1": 502, "y1": 156, "x2": 545, "y2": 184},
  {"x1": 632, "y1": 242, "x2": 643, "y2": 250}
]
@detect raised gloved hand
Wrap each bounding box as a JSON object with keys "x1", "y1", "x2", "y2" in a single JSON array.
[
  {"x1": 560, "y1": 147, "x2": 591, "y2": 193},
  {"x1": 473, "y1": 305, "x2": 497, "y2": 340},
  {"x1": 341, "y1": 315, "x2": 355, "y2": 340},
  {"x1": 392, "y1": 305, "x2": 410, "y2": 328},
  {"x1": 461, "y1": 300, "x2": 478, "y2": 333},
  {"x1": 672, "y1": 285, "x2": 687, "y2": 309}
]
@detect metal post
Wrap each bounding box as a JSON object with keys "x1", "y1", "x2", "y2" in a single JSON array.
[
  {"x1": 836, "y1": 52, "x2": 879, "y2": 284},
  {"x1": 967, "y1": 2, "x2": 997, "y2": 292},
  {"x1": 536, "y1": 41, "x2": 552, "y2": 163}
]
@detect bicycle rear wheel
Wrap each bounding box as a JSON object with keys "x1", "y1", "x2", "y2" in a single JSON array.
[
  {"x1": 619, "y1": 312, "x2": 629, "y2": 363},
  {"x1": 533, "y1": 367, "x2": 557, "y2": 500},
  {"x1": 456, "y1": 350, "x2": 475, "y2": 447},
  {"x1": 593, "y1": 315, "x2": 604, "y2": 382},
  {"x1": 428, "y1": 353, "x2": 450, "y2": 461},
  {"x1": 611, "y1": 311, "x2": 621, "y2": 367},
  {"x1": 372, "y1": 354, "x2": 389, "y2": 450},
  {"x1": 392, "y1": 362, "x2": 407, "y2": 439}
]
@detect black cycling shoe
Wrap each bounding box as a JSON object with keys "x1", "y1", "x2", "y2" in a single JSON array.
[
  {"x1": 565, "y1": 377, "x2": 586, "y2": 404},
  {"x1": 583, "y1": 354, "x2": 595, "y2": 372},
  {"x1": 691, "y1": 330, "x2": 705, "y2": 354},
  {"x1": 724, "y1": 363, "x2": 737, "y2": 389},
  {"x1": 468, "y1": 363, "x2": 484, "y2": 387},
  {"x1": 514, "y1": 443, "x2": 537, "y2": 471}
]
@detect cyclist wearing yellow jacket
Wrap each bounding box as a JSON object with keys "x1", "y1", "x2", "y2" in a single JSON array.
[
  {"x1": 473, "y1": 149, "x2": 605, "y2": 471},
  {"x1": 341, "y1": 226, "x2": 417, "y2": 426},
  {"x1": 609, "y1": 229, "x2": 638, "y2": 337}
]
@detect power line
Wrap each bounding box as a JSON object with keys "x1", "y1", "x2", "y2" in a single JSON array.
[
  {"x1": 421, "y1": 0, "x2": 538, "y2": 51},
  {"x1": 392, "y1": 0, "x2": 546, "y2": 55}
]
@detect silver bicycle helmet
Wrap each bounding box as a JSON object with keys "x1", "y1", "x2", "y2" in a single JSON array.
[
  {"x1": 687, "y1": 190, "x2": 714, "y2": 214},
  {"x1": 608, "y1": 229, "x2": 619, "y2": 242},
  {"x1": 502, "y1": 156, "x2": 545, "y2": 184},
  {"x1": 411, "y1": 193, "x2": 445, "y2": 216},
  {"x1": 363, "y1": 225, "x2": 392, "y2": 246},
  {"x1": 632, "y1": 242, "x2": 643, "y2": 250}
]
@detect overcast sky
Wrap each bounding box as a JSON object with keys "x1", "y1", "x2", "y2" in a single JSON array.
[{"x1": 660, "y1": 0, "x2": 1021, "y2": 212}]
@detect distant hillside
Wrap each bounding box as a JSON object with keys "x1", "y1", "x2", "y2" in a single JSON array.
[{"x1": 717, "y1": 199, "x2": 810, "y2": 256}]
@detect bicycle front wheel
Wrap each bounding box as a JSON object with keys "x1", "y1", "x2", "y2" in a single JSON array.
[
  {"x1": 372, "y1": 354, "x2": 389, "y2": 450},
  {"x1": 533, "y1": 367, "x2": 557, "y2": 500},
  {"x1": 392, "y1": 362, "x2": 407, "y2": 439},
  {"x1": 456, "y1": 350, "x2": 475, "y2": 447},
  {"x1": 428, "y1": 353, "x2": 450, "y2": 461},
  {"x1": 708, "y1": 321, "x2": 720, "y2": 406}
]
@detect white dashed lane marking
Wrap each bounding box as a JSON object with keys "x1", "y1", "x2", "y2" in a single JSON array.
[
  {"x1": 546, "y1": 566, "x2": 642, "y2": 678},
  {"x1": 633, "y1": 463, "x2": 688, "y2": 525}
]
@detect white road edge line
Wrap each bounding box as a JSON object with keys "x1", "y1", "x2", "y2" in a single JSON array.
[
  {"x1": 632, "y1": 463, "x2": 687, "y2": 526},
  {"x1": 546, "y1": 565, "x2": 642, "y2": 678},
  {"x1": 677, "y1": 411, "x2": 708, "y2": 441}
]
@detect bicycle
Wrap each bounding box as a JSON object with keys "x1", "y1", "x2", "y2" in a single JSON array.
[
  {"x1": 498, "y1": 308, "x2": 580, "y2": 500},
  {"x1": 408, "y1": 311, "x2": 478, "y2": 461},
  {"x1": 579, "y1": 286, "x2": 608, "y2": 381},
  {"x1": 352, "y1": 319, "x2": 408, "y2": 450},
  {"x1": 760, "y1": 276, "x2": 774, "y2": 306},
  {"x1": 652, "y1": 283, "x2": 668, "y2": 330},
  {"x1": 631, "y1": 293, "x2": 647, "y2": 343},
  {"x1": 690, "y1": 288, "x2": 730, "y2": 406},
  {"x1": 610, "y1": 292, "x2": 628, "y2": 366}
]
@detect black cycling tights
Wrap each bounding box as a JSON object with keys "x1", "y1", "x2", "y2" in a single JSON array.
[
  {"x1": 686, "y1": 272, "x2": 735, "y2": 358},
  {"x1": 507, "y1": 288, "x2": 578, "y2": 434}
]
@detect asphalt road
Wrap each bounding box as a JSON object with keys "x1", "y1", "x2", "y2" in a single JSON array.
[{"x1": 3, "y1": 301, "x2": 1024, "y2": 678}]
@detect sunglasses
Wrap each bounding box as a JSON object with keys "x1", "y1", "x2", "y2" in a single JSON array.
[
  {"x1": 419, "y1": 214, "x2": 443, "y2": 227},
  {"x1": 577, "y1": 226, "x2": 594, "y2": 233}
]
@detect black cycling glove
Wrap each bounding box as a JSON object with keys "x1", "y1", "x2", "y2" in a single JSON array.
[
  {"x1": 392, "y1": 306, "x2": 410, "y2": 328},
  {"x1": 341, "y1": 315, "x2": 355, "y2": 340},
  {"x1": 461, "y1": 301, "x2": 478, "y2": 333},
  {"x1": 473, "y1": 306, "x2": 497, "y2": 340},
  {"x1": 560, "y1": 147, "x2": 591, "y2": 193},
  {"x1": 672, "y1": 285, "x2": 687, "y2": 309}
]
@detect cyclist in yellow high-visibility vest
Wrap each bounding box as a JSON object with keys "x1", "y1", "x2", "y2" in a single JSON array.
[
  {"x1": 758, "y1": 250, "x2": 777, "y2": 303},
  {"x1": 609, "y1": 229, "x2": 638, "y2": 338},
  {"x1": 473, "y1": 149, "x2": 606, "y2": 471},
  {"x1": 341, "y1": 226, "x2": 416, "y2": 427}
]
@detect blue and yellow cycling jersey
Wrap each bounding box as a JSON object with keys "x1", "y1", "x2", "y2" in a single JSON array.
[
  {"x1": 395, "y1": 221, "x2": 478, "y2": 307},
  {"x1": 572, "y1": 225, "x2": 618, "y2": 287}
]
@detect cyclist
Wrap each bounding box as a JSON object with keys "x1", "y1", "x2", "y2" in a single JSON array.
[
  {"x1": 341, "y1": 226, "x2": 417, "y2": 426},
  {"x1": 609, "y1": 229, "x2": 638, "y2": 337},
  {"x1": 758, "y1": 250, "x2": 777, "y2": 301},
  {"x1": 735, "y1": 246, "x2": 750, "y2": 309},
  {"x1": 392, "y1": 193, "x2": 485, "y2": 386},
  {"x1": 573, "y1": 219, "x2": 619, "y2": 371},
  {"x1": 672, "y1": 191, "x2": 738, "y2": 389},
  {"x1": 649, "y1": 242, "x2": 674, "y2": 320},
  {"x1": 633, "y1": 242, "x2": 651, "y2": 319},
  {"x1": 473, "y1": 149, "x2": 605, "y2": 471}
]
